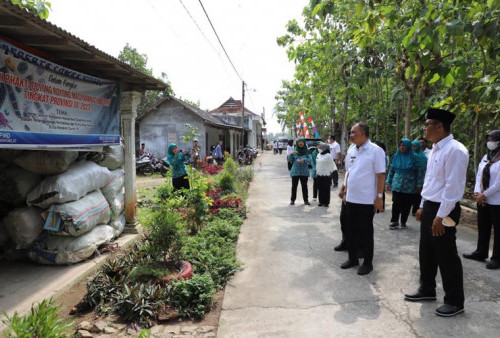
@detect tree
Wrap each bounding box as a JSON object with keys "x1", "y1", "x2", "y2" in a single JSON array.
[
  {"x1": 10, "y1": 0, "x2": 51, "y2": 19},
  {"x1": 118, "y1": 44, "x2": 174, "y2": 114}
]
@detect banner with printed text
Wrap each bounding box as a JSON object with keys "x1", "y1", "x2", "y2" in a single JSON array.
[{"x1": 0, "y1": 39, "x2": 121, "y2": 148}]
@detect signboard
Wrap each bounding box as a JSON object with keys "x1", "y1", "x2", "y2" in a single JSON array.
[{"x1": 0, "y1": 39, "x2": 121, "y2": 148}]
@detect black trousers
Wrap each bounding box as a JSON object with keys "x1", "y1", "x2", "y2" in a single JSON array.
[
  {"x1": 313, "y1": 177, "x2": 319, "y2": 199},
  {"x1": 419, "y1": 201, "x2": 464, "y2": 307},
  {"x1": 331, "y1": 170, "x2": 339, "y2": 186},
  {"x1": 317, "y1": 175, "x2": 331, "y2": 205},
  {"x1": 291, "y1": 176, "x2": 308, "y2": 202},
  {"x1": 391, "y1": 191, "x2": 414, "y2": 225},
  {"x1": 412, "y1": 193, "x2": 422, "y2": 214},
  {"x1": 278, "y1": 148, "x2": 283, "y2": 154},
  {"x1": 346, "y1": 202, "x2": 375, "y2": 265},
  {"x1": 287, "y1": 161, "x2": 293, "y2": 171},
  {"x1": 340, "y1": 201, "x2": 347, "y2": 244},
  {"x1": 172, "y1": 174, "x2": 190, "y2": 191},
  {"x1": 475, "y1": 203, "x2": 500, "y2": 261}
]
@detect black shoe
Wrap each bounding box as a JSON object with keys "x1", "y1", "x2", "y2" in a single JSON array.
[
  {"x1": 340, "y1": 259, "x2": 359, "y2": 269},
  {"x1": 400, "y1": 223, "x2": 407, "y2": 229},
  {"x1": 463, "y1": 252, "x2": 486, "y2": 262},
  {"x1": 324, "y1": 204, "x2": 329, "y2": 207},
  {"x1": 334, "y1": 242, "x2": 347, "y2": 251},
  {"x1": 357, "y1": 264, "x2": 373, "y2": 275},
  {"x1": 290, "y1": 201, "x2": 295, "y2": 205},
  {"x1": 486, "y1": 260, "x2": 500, "y2": 269},
  {"x1": 389, "y1": 222, "x2": 399, "y2": 230},
  {"x1": 435, "y1": 304, "x2": 464, "y2": 317},
  {"x1": 404, "y1": 290, "x2": 436, "y2": 302},
  {"x1": 304, "y1": 201, "x2": 311, "y2": 205},
  {"x1": 333, "y1": 183, "x2": 338, "y2": 187},
  {"x1": 318, "y1": 203, "x2": 324, "y2": 206}
]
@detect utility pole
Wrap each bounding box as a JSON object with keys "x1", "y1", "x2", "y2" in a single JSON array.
[{"x1": 241, "y1": 80, "x2": 245, "y2": 147}]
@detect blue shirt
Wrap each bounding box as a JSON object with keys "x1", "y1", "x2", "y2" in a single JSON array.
[
  {"x1": 170, "y1": 153, "x2": 188, "y2": 179},
  {"x1": 288, "y1": 153, "x2": 311, "y2": 177},
  {"x1": 213, "y1": 144, "x2": 223, "y2": 159}
]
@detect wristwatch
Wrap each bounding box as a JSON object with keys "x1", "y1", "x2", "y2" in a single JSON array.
[{"x1": 377, "y1": 193, "x2": 383, "y2": 198}]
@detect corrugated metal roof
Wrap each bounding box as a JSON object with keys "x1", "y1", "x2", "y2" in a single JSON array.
[{"x1": 0, "y1": 0, "x2": 165, "y2": 91}]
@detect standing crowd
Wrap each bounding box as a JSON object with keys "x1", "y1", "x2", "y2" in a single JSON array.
[{"x1": 285, "y1": 108, "x2": 500, "y2": 317}]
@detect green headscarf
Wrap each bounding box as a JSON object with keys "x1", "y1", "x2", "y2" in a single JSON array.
[
  {"x1": 295, "y1": 137, "x2": 308, "y2": 156},
  {"x1": 166, "y1": 143, "x2": 177, "y2": 166},
  {"x1": 412, "y1": 140, "x2": 427, "y2": 168}
]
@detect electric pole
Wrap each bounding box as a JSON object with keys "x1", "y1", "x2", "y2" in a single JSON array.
[{"x1": 241, "y1": 80, "x2": 245, "y2": 147}]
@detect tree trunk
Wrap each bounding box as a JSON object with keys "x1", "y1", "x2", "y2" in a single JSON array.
[
  {"x1": 473, "y1": 113, "x2": 479, "y2": 176},
  {"x1": 340, "y1": 93, "x2": 349, "y2": 154},
  {"x1": 404, "y1": 91, "x2": 414, "y2": 138}
]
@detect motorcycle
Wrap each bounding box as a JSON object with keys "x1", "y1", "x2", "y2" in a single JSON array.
[
  {"x1": 237, "y1": 147, "x2": 253, "y2": 165},
  {"x1": 136, "y1": 153, "x2": 155, "y2": 176}
]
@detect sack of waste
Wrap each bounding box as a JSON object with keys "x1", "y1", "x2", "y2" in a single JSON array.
[
  {"x1": 14, "y1": 151, "x2": 78, "y2": 175},
  {"x1": 26, "y1": 161, "x2": 112, "y2": 209},
  {"x1": 28, "y1": 224, "x2": 115, "y2": 265},
  {"x1": 3, "y1": 206, "x2": 44, "y2": 249},
  {"x1": 44, "y1": 190, "x2": 111, "y2": 237}
]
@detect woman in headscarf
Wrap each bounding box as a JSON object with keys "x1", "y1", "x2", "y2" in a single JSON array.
[
  {"x1": 411, "y1": 140, "x2": 428, "y2": 215},
  {"x1": 386, "y1": 138, "x2": 419, "y2": 229},
  {"x1": 166, "y1": 143, "x2": 189, "y2": 191},
  {"x1": 286, "y1": 139, "x2": 294, "y2": 171},
  {"x1": 463, "y1": 130, "x2": 500, "y2": 269},
  {"x1": 316, "y1": 142, "x2": 337, "y2": 207},
  {"x1": 288, "y1": 137, "x2": 311, "y2": 205}
]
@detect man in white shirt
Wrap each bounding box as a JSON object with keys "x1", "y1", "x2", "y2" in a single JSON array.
[
  {"x1": 404, "y1": 108, "x2": 469, "y2": 317},
  {"x1": 419, "y1": 137, "x2": 431, "y2": 157},
  {"x1": 340, "y1": 123, "x2": 386, "y2": 275},
  {"x1": 329, "y1": 135, "x2": 341, "y2": 187}
]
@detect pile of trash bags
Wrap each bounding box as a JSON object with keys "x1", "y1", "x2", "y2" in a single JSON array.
[{"x1": 0, "y1": 145, "x2": 127, "y2": 264}]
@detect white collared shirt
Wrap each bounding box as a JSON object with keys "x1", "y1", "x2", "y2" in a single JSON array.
[
  {"x1": 474, "y1": 154, "x2": 500, "y2": 205},
  {"x1": 346, "y1": 140, "x2": 386, "y2": 204},
  {"x1": 420, "y1": 134, "x2": 469, "y2": 217},
  {"x1": 329, "y1": 141, "x2": 340, "y2": 161},
  {"x1": 423, "y1": 148, "x2": 431, "y2": 157}
]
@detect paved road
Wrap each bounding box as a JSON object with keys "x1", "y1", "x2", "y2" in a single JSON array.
[{"x1": 218, "y1": 152, "x2": 500, "y2": 337}]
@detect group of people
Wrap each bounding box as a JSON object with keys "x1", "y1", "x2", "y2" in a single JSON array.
[
  {"x1": 286, "y1": 108, "x2": 500, "y2": 318},
  {"x1": 287, "y1": 136, "x2": 341, "y2": 206}
]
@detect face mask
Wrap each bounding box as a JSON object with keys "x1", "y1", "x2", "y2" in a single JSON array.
[{"x1": 487, "y1": 141, "x2": 499, "y2": 151}]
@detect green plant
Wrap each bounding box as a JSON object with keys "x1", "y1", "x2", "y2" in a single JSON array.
[
  {"x1": 223, "y1": 156, "x2": 238, "y2": 176},
  {"x1": 182, "y1": 173, "x2": 211, "y2": 234},
  {"x1": 145, "y1": 206, "x2": 186, "y2": 263},
  {"x1": 201, "y1": 219, "x2": 240, "y2": 242},
  {"x1": 209, "y1": 208, "x2": 244, "y2": 226},
  {"x1": 2, "y1": 298, "x2": 73, "y2": 338},
  {"x1": 236, "y1": 166, "x2": 254, "y2": 183},
  {"x1": 217, "y1": 170, "x2": 235, "y2": 194},
  {"x1": 169, "y1": 274, "x2": 215, "y2": 318},
  {"x1": 127, "y1": 264, "x2": 170, "y2": 283}
]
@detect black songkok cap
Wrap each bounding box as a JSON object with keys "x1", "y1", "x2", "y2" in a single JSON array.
[{"x1": 426, "y1": 108, "x2": 456, "y2": 125}]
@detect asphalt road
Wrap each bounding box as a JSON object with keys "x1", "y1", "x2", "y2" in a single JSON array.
[{"x1": 217, "y1": 151, "x2": 500, "y2": 337}]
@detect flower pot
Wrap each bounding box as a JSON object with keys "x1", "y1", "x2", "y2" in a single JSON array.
[{"x1": 160, "y1": 260, "x2": 193, "y2": 286}]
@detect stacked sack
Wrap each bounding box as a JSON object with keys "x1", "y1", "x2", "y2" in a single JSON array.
[{"x1": 0, "y1": 145, "x2": 127, "y2": 264}]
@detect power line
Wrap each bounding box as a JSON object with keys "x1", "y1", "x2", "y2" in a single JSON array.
[
  {"x1": 145, "y1": 0, "x2": 180, "y2": 38},
  {"x1": 197, "y1": 0, "x2": 243, "y2": 82}
]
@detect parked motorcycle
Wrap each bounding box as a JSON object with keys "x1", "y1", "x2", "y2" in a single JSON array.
[
  {"x1": 136, "y1": 153, "x2": 155, "y2": 176},
  {"x1": 237, "y1": 147, "x2": 253, "y2": 165}
]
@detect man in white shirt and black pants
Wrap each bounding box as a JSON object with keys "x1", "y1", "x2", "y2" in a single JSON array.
[
  {"x1": 340, "y1": 123, "x2": 386, "y2": 275},
  {"x1": 405, "y1": 108, "x2": 469, "y2": 317},
  {"x1": 329, "y1": 135, "x2": 341, "y2": 187}
]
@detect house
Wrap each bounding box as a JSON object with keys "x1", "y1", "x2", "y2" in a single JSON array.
[
  {"x1": 137, "y1": 96, "x2": 244, "y2": 159},
  {"x1": 209, "y1": 97, "x2": 265, "y2": 150}
]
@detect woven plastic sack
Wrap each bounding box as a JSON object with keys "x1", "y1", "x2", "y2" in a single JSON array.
[
  {"x1": 28, "y1": 225, "x2": 115, "y2": 265},
  {"x1": 47, "y1": 190, "x2": 111, "y2": 237},
  {"x1": 26, "y1": 160, "x2": 112, "y2": 209},
  {"x1": 96, "y1": 145, "x2": 124, "y2": 170},
  {"x1": 3, "y1": 207, "x2": 44, "y2": 249},
  {"x1": 14, "y1": 151, "x2": 78, "y2": 175},
  {"x1": 109, "y1": 213, "x2": 126, "y2": 238},
  {"x1": 101, "y1": 169, "x2": 124, "y2": 203},
  {"x1": 0, "y1": 166, "x2": 41, "y2": 206}
]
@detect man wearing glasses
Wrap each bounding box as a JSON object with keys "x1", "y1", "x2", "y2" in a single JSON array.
[{"x1": 404, "y1": 108, "x2": 469, "y2": 317}]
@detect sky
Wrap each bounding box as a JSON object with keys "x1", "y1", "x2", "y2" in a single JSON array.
[{"x1": 46, "y1": 0, "x2": 307, "y2": 134}]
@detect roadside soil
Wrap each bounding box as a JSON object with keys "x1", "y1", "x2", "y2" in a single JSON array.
[{"x1": 55, "y1": 175, "x2": 224, "y2": 334}]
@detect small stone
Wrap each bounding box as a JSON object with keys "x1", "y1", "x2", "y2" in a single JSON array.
[
  {"x1": 76, "y1": 329, "x2": 93, "y2": 338},
  {"x1": 95, "y1": 335, "x2": 112, "y2": 338},
  {"x1": 180, "y1": 326, "x2": 197, "y2": 334},
  {"x1": 111, "y1": 323, "x2": 127, "y2": 331},
  {"x1": 163, "y1": 326, "x2": 180, "y2": 335},
  {"x1": 103, "y1": 327, "x2": 117, "y2": 334},
  {"x1": 197, "y1": 326, "x2": 216, "y2": 334},
  {"x1": 90, "y1": 321, "x2": 108, "y2": 333},
  {"x1": 126, "y1": 328, "x2": 137, "y2": 335},
  {"x1": 77, "y1": 321, "x2": 93, "y2": 331}
]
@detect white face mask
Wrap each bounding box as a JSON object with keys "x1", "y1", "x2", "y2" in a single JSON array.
[{"x1": 487, "y1": 141, "x2": 499, "y2": 151}]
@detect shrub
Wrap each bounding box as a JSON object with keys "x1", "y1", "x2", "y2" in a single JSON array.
[
  {"x1": 210, "y1": 208, "x2": 244, "y2": 225},
  {"x1": 237, "y1": 165, "x2": 254, "y2": 183},
  {"x1": 181, "y1": 235, "x2": 240, "y2": 288},
  {"x1": 201, "y1": 219, "x2": 240, "y2": 242},
  {"x1": 210, "y1": 195, "x2": 246, "y2": 218},
  {"x1": 223, "y1": 156, "x2": 238, "y2": 176},
  {"x1": 169, "y1": 274, "x2": 215, "y2": 318},
  {"x1": 217, "y1": 170, "x2": 235, "y2": 194},
  {"x1": 2, "y1": 298, "x2": 74, "y2": 338},
  {"x1": 203, "y1": 163, "x2": 223, "y2": 175}
]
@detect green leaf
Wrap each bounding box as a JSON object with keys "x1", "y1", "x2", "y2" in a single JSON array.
[
  {"x1": 428, "y1": 73, "x2": 440, "y2": 84},
  {"x1": 443, "y1": 73, "x2": 455, "y2": 88}
]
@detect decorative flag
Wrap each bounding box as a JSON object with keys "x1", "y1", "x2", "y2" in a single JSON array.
[
  {"x1": 308, "y1": 117, "x2": 320, "y2": 138},
  {"x1": 299, "y1": 111, "x2": 309, "y2": 138},
  {"x1": 296, "y1": 120, "x2": 301, "y2": 137}
]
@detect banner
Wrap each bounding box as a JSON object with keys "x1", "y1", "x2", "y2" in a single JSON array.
[{"x1": 0, "y1": 39, "x2": 121, "y2": 148}]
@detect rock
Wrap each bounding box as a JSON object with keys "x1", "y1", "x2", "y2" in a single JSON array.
[
  {"x1": 103, "y1": 327, "x2": 117, "y2": 334},
  {"x1": 111, "y1": 323, "x2": 127, "y2": 331},
  {"x1": 95, "y1": 335, "x2": 113, "y2": 338},
  {"x1": 76, "y1": 329, "x2": 93, "y2": 338},
  {"x1": 150, "y1": 325, "x2": 165, "y2": 335},
  {"x1": 90, "y1": 321, "x2": 108, "y2": 333},
  {"x1": 76, "y1": 321, "x2": 93, "y2": 331},
  {"x1": 126, "y1": 328, "x2": 137, "y2": 335},
  {"x1": 180, "y1": 326, "x2": 197, "y2": 334},
  {"x1": 163, "y1": 326, "x2": 180, "y2": 335},
  {"x1": 203, "y1": 334, "x2": 216, "y2": 338},
  {"x1": 197, "y1": 326, "x2": 216, "y2": 334}
]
